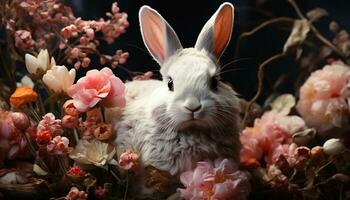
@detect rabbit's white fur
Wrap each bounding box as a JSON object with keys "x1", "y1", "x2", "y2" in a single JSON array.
[{"x1": 114, "y1": 2, "x2": 241, "y2": 191}]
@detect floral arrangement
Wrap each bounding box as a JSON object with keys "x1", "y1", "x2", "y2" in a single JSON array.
[{"x1": 0, "y1": 0, "x2": 350, "y2": 200}]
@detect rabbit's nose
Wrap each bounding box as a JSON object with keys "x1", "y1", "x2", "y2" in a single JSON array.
[
  {"x1": 185, "y1": 105, "x2": 202, "y2": 113},
  {"x1": 183, "y1": 97, "x2": 202, "y2": 113}
]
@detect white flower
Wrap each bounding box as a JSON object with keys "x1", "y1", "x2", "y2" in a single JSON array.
[
  {"x1": 25, "y1": 49, "x2": 55, "y2": 76},
  {"x1": 323, "y1": 138, "x2": 346, "y2": 156},
  {"x1": 42, "y1": 65, "x2": 76, "y2": 93},
  {"x1": 16, "y1": 75, "x2": 34, "y2": 88},
  {"x1": 69, "y1": 139, "x2": 117, "y2": 169}
]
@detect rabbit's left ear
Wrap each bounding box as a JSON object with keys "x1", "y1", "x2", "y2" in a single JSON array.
[{"x1": 195, "y1": 3, "x2": 234, "y2": 60}]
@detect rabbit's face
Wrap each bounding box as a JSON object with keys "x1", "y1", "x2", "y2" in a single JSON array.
[
  {"x1": 139, "y1": 3, "x2": 236, "y2": 131},
  {"x1": 160, "y1": 49, "x2": 217, "y2": 131}
]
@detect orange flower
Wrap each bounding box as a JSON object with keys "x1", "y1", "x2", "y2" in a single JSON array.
[{"x1": 10, "y1": 87, "x2": 38, "y2": 108}]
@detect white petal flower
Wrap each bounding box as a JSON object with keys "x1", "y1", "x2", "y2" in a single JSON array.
[
  {"x1": 42, "y1": 65, "x2": 76, "y2": 93},
  {"x1": 37, "y1": 49, "x2": 50, "y2": 71},
  {"x1": 69, "y1": 139, "x2": 117, "y2": 169},
  {"x1": 16, "y1": 75, "x2": 34, "y2": 88},
  {"x1": 25, "y1": 49, "x2": 53, "y2": 76}
]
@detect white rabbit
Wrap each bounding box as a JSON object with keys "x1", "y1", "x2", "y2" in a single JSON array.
[{"x1": 114, "y1": 2, "x2": 241, "y2": 193}]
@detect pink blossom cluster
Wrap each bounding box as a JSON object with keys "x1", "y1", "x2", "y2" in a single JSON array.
[
  {"x1": 178, "y1": 158, "x2": 251, "y2": 200},
  {"x1": 7, "y1": 0, "x2": 75, "y2": 50},
  {"x1": 296, "y1": 61, "x2": 350, "y2": 133},
  {"x1": 57, "y1": 1, "x2": 129, "y2": 69},
  {"x1": 35, "y1": 113, "x2": 74, "y2": 155},
  {"x1": 5, "y1": 0, "x2": 129, "y2": 69},
  {"x1": 37, "y1": 113, "x2": 63, "y2": 136},
  {"x1": 62, "y1": 101, "x2": 114, "y2": 141},
  {"x1": 240, "y1": 111, "x2": 308, "y2": 168}
]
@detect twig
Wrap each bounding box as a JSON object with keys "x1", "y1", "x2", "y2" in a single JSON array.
[
  {"x1": 315, "y1": 159, "x2": 333, "y2": 175},
  {"x1": 234, "y1": 17, "x2": 294, "y2": 59},
  {"x1": 287, "y1": 0, "x2": 348, "y2": 62},
  {"x1": 242, "y1": 53, "x2": 285, "y2": 128},
  {"x1": 109, "y1": 169, "x2": 121, "y2": 183},
  {"x1": 21, "y1": 130, "x2": 51, "y2": 174},
  {"x1": 124, "y1": 172, "x2": 129, "y2": 200},
  {"x1": 73, "y1": 128, "x2": 79, "y2": 144}
]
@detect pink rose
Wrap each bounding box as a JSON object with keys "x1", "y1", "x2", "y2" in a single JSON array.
[
  {"x1": 297, "y1": 61, "x2": 350, "y2": 132},
  {"x1": 240, "y1": 111, "x2": 307, "y2": 168},
  {"x1": 178, "y1": 158, "x2": 251, "y2": 200},
  {"x1": 67, "y1": 67, "x2": 126, "y2": 112}
]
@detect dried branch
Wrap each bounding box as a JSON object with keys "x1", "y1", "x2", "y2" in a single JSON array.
[
  {"x1": 242, "y1": 53, "x2": 285, "y2": 128},
  {"x1": 234, "y1": 17, "x2": 294, "y2": 59},
  {"x1": 288, "y1": 0, "x2": 349, "y2": 62}
]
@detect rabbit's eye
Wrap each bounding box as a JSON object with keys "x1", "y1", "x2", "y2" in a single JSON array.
[
  {"x1": 168, "y1": 78, "x2": 174, "y2": 91},
  {"x1": 211, "y1": 77, "x2": 218, "y2": 91}
]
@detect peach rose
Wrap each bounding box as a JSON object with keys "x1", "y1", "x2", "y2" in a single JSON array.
[{"x1": 67, "y1": 67, "x2": 126, "y2": 112}]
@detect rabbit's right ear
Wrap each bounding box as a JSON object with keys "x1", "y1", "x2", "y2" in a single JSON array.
[{"x1": 139, "y1": 6, "x2": 182, "y2": 65}]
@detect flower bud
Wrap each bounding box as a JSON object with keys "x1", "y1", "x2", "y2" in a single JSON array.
[
  {"x1": 311, "y1": 146, "x2": 324, "y2": 159},
  {"x1": 63, "y1": 100, "x2": 80, "y2": 116},
  {"x1": 323, "y1": 138, "x2": 346, "y2": 156},
  {"x1": 10, "y1": 112, "x2": 30, "y2": 130},
  {"x1": 62, "y1": 115, "x2": 79, "y2": 129}
]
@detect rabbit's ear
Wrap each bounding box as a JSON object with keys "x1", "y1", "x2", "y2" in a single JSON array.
[
  {"x1": 195, "y1": 3, "x2": 234, "y2": 60},
  {"x1": 139, "y1": 6, "x2": 182, "y2": 65}
]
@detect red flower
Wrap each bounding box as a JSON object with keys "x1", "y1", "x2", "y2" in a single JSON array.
[
  {"x1": 67, "y1": 166, "x2": 85, "y2": 182},
  {"x1": 35, "y1": 130, "x2": 52, "y2": 146}
]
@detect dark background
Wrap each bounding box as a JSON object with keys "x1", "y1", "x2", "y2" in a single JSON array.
[{"x1": 67, "y1": 0, "x2": 350, "y2": 102}]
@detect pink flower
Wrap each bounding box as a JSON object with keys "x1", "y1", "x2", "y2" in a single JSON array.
[
  {"x1": 63, "y1": 99, "x2": 80, "y2": 116},
  {"x1": 14, "y1": 30, "x2": 34, "y2": 49},
  {"x1": 0, "y1": 111, "x2": 28, "y2": 161},
  {"x1": 62, "y1": 115, "x2": 79, "y2": 129},
  {"x1": 37, "y1": 113, "x2": 63, "y2": 136},
  {"x1": 178, "y1": 159, "x2": 251, "y2": 200},
  {"x1": 47, "y1": 136, "x2": 73, "y2": 155},
  {"x1": 66, "y1": 187, "x2": 88, "y2": 200},
  {"x1": 297, "y1": 61, "x2": 350, "y2": 132},
  {"x1": 67, "y1": 67, "x2": 126, "y2": 112},
  {"x1": 240, "y1": 111, "x2": 307, "y2": 168},
  {"x1": 118, "y1": 150, "x2": 140, "y2": 170}
]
